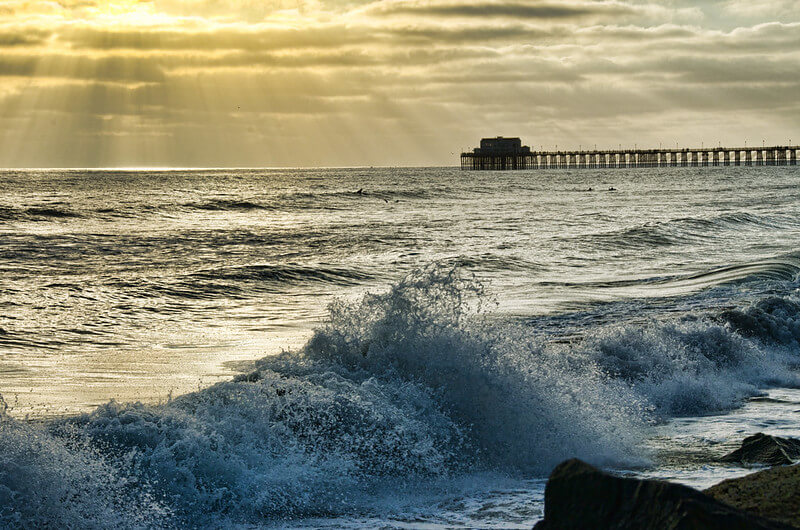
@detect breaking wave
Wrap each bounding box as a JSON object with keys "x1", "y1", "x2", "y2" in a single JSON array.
[{"x1": 3, "y1": 265, "x2": 800, "y2": 527}]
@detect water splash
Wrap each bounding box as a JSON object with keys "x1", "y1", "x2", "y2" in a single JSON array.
[{"x1": 3, "y1": 265, "x2": 800, "y2": 526}]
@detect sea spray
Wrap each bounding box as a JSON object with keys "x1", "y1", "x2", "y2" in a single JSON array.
[
  {"x1": 59, "y1": 266, "x2": 646, "y2": 521},
  {"x1": 0, "y1": 409, "x2": 173, "y2": 529},
  {"x1": 263, "y1": 265, "x2": 646, "y2": 472},
  {"x1": 577, "y1": 319, "x2": 800, "y2": 417},
  {"x1": 3, "y1": 265, "x2": 800, "y2": 526}
]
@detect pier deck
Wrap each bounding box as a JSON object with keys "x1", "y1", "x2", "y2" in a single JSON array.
[{"x1": 461, "y1": 144, "x2": 800, "y2": 170}]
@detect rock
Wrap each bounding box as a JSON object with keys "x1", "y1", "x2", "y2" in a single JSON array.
[
  {"x1": 721, "y1": 433, "x2": 800, "y2": 466},
  {"x1": 533, "y1": 459, "x2": 792, "y2": 529},
  {"x1": 706, "y1": 463, "x2": 800, "y2": 528}
]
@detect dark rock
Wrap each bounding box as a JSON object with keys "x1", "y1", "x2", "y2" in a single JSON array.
[
  {"x1": 721, "y1": 432, "x2": 800, "y2": 466},
  {"x1": 233, "y1": 371, "x2": 262, "y2": 382},
  {"x1": 706, "y1": 463, "x2": 800, "y2": 527},
  {"x1": 534, "y1": 459, "x2": 792, "y2": 529}
]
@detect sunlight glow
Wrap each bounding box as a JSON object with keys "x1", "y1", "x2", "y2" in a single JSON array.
[{"x1": 0, "y1": 0, "x2": 798, "y2": 167}]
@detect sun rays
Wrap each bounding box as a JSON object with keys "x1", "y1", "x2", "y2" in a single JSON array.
[{"x1": 0, "y1": 0, "x2": 799, "y2": 167}]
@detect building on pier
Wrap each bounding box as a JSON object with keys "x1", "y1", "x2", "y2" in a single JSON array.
[
  {"x1": 461, "y1": 137, "x2": 532, "y2": 170},
  {"x1": 460, "y1": 138, "x2": 800, "y2": 170}
]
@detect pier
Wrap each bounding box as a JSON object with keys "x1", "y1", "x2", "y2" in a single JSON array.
[{"x1": 461, "y1": 137, "x2": 800, "y2": 170}]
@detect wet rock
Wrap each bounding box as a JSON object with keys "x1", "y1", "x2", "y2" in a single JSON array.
[
  {"x1": 721, "y1": 433, "x2": 800, "y2": 466},
  {"x1": 533, "y1": 459, "x2": 791, "y2": 529},
  {"x1": 706, "y1": 463, "x2": 800, "y2": 528},
  {"x1": 233, "y1": 370, "x2": 263, "y2": 383}
]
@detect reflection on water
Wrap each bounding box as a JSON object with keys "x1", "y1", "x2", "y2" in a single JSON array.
[{"x1": 2, "y1": 167, "x2": 800, "y2": 415}]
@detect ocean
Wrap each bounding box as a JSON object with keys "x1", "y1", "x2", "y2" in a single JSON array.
[{"x1": 2, "y1": 166, "x2": 800, "y2": 528}]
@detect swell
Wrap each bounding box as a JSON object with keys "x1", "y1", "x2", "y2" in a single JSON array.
[
  {"x1": 104, "y1": 264, "x2": 375, "y2": 302},
  {"x1": 450, "y1": 254, "x2": 547, "y2": 273},
  {"x1": 0, "y1": 188, "x2": 431, "y2": 223},
  {"x1": 3, "y1": 265, "x2": 800, "y2": 527},
  {"x1": 575, "y1": 211, "x2": 796, "y2": 250},
  {"x1": 279, "y1": 188, "x2": 433, "y2": 202},
  {"x1": 181, "y1": 199, "x2": 272, "y2": 211},
  {"x1": 540, "y1": 256, "x2": 800, "y2": 300},
  {"x1": 0, "y1": 205, "x2": 81, "y2": 221},
  {"x1": 176, "y1": 188, "x2": 432, "y2": 214},
  {"x1": 190, "y1": 263, "x2": 373, "y2": 285}
]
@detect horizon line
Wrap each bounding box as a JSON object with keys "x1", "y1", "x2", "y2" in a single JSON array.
[{"x1": 0, "y1": 165, "x2": 458, "y2": 171}]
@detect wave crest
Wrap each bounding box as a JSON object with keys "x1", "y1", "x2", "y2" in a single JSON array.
[{"x1": 4, "y1": 264, "x2": 800, "y2": 526}]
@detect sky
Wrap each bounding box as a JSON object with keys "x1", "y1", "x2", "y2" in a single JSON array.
[{"x1": 1, "y1": 0, "x2": 798, "y2": 167}]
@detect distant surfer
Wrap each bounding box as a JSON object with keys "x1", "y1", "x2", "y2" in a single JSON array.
[
  {"x1": 608, "y1": 187, "x2": 617, "y2": 191},
  {"x1": 355, "y1": 188, "x2": 364, "y2": 194}
]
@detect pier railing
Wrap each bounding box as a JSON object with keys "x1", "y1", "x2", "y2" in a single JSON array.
[{"x1": 460, "y1": 146, "x2": 800, "y2": 170}]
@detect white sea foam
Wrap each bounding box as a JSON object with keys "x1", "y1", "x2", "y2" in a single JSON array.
[{"x1": 3, "y1": 265, "x2": 800, "y2": 527}]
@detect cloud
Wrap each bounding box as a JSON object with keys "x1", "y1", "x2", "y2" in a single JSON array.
[
  {"x1": 0, "y1": 53, "x2": 166, "y2": 83},
  {"x1": 721, "y1": 0, "x2": 800, "y2": 21},
  {"x1": 0, "y1": 28, "x2": 51, "y2": 46},
  {"x1": 0, "y1": 0, "x2": 798, "y2": 166},
  {"x1": 151, "y1": 0, "x2": 317, "y2": 22},
  {"x1": 57, "y1": 24, "x2": 376, "y2": 51},
  {"x1": 360, "y1": 0, "x2": 635, "y2": 19}
]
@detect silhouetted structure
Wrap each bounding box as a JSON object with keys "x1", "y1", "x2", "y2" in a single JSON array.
[
  {"x1": 463, "y1": 137, "x2": 531, "y2": 170},
  {"x1": 461, "y1": 138, "x2": 800, "y2": 170}
]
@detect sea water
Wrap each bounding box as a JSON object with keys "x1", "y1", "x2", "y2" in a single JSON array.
[{"x1": 2, "y1": 167, "x2": 800, "y2": 528}]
